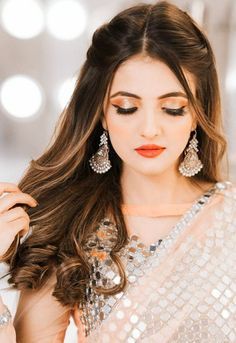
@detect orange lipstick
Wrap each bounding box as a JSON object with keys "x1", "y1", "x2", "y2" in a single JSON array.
[{"x1": 135, "y1": 144, "x2": 166, "y2": 158}]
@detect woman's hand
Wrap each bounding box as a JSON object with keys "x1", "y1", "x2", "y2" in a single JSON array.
[{"x1": 0, "y1": 182, "x2": 38, "y2": 258}]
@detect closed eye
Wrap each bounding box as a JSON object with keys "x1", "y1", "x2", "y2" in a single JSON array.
[
  {"x1": 112, "y1": 104, "x2": 186, "y2": 116},
  {"x1": 162, "y1": 106, "x2": 186, "y2": 116},
  {"x1": 112, "y1": 104, "x2": 137, "y2": 115}
]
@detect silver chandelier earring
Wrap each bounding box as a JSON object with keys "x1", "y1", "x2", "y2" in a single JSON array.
[
  {"x1": 89, "y1": 130, "x2": 112, "y2": 173},
  {"x1": 178, "y1": 129, "x2": 203, "y2": 177}
]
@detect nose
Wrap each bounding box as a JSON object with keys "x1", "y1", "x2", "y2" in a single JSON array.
[{"x1": 140, "y1": 109, "x2": 162, "y2": 138}]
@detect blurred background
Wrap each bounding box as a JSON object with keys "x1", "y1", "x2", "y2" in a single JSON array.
[
  {"x1": 0, "y1": 0, "x2": 235, "y2": 341},
  {"x1": 0, "y1": 0, "x2": 236, "y2": 183}
]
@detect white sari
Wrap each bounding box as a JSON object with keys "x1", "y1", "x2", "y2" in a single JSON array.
[
  {"x1": 0, "y1": 180, "x2": 236, "y2": 342},
  {"x1": 78, "y1": 181, "x2": 236, "y2": 342}
]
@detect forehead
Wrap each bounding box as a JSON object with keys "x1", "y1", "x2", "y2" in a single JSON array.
[{"x1": 109, "y1": 55, "x2": 195, "y2": 97}]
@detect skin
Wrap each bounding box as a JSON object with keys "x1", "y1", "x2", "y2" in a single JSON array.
[
  {"x1": 101, "y1": 53, "x2": 215, "y2": 243},
  {"x1": 0, "y1": 182, "x2": 37, "y2": 258},
  {"x1": 102, "y1": 54, "x2": 212, "y2": 207},
  {"x1": 0, "y1": 54, "x2": 200, "y2": 255},
  {"x1": 0, "y1": 182, "x2": 37, "y2": 319},
  {"x1": 0, "y1": 55, "x2": 216, "y2": 332}
]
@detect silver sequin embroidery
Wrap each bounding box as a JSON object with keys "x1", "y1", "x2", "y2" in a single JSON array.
[{"x1": 78, "y1": 181, "x2": 235, "y2": 341}]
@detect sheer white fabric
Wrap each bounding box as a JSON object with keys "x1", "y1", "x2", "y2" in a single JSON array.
[
  {"x1": 85, "y1": 182, "x2": 236, "y2": 342},
  {"x1": 0, "y1": 181, "x2": 235, "y2": 342}
]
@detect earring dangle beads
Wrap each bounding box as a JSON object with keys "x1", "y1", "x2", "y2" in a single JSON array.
[
  {"x1": 178, "y1": 129, "x2": 203, "y2": 177},
  {"x1": 89, "y1": 130, "x2": 112, "y2": 173}
]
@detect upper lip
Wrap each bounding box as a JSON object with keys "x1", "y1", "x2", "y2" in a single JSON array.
[{"x1": 135, "y1": 144, "x2": 166, "y2": 150}]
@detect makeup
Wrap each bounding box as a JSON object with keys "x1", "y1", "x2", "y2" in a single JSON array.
[{"x1": 135, "y1": 144, "x2": 166, "y2": 158}]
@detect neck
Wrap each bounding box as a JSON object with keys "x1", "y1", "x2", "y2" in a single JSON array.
[{"x1": 120, "y1": 165, "x2": 206, "y2": 206}]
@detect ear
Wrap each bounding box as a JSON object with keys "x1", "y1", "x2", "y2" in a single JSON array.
[
  {"x1": 191, "y1": 118, "x2": 197, "y2": 132},
  {"x1": 101, "y1": 111, "x2": 107, "y2": 131}
]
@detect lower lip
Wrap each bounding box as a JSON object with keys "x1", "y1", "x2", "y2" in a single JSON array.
[{"x1": 135, "y1": 148, "x2": 166, "y2": 158}]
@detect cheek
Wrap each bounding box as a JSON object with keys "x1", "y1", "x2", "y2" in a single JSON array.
[
  {"x1": 107, "y1": 118, "x2": 128, "y2": 135},
  {"x1": 166, "y1": 117, "x2": 193, "y2": 151},
  {"x1": 175, "y1": 135, "x2": 190, "y2": 155},
  {"x1": 106, "y1": 114, "x2": 131, "y2": 142},
  {"x1": 105, "y1": 114, "x2": 134, "y2": 158},
  {"x1": 104, "y1": 111, "x2": 194, "y2": 157}
]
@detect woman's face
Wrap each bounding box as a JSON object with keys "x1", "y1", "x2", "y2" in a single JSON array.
[{"x1": 102, "y1": 54, "x2": 197, "y2": 177}]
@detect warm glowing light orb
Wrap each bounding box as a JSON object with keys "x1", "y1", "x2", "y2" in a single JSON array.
[
  {"x1": 1, "y1": 75, "x2": 43, "y2": 118},
  {"x1": 46, "y1": 0, "x2": 87, "y2": 40},
  {"x1": 1, "y1": 0, "x2": 44, "y2": 39}
]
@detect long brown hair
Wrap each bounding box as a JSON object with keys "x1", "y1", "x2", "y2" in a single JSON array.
[{"x1": 5, "y1": 1, "x2": 227, "y2": 307}]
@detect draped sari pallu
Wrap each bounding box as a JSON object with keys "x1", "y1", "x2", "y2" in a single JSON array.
[
  {"x1": 77, "y1": 181, "x2": 236, "y2": 342},
  {"x1": 0, "y1": 181, "x2": 235, "y2": 343}
]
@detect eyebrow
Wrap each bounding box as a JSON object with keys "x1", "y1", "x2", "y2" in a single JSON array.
[{"x1": 110, "y1": 91, "x2": 188, "y2": 99}]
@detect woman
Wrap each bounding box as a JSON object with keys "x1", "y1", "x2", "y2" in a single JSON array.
[{"x1": 0, "y1": 1, "x2": 235, "y2": 342}]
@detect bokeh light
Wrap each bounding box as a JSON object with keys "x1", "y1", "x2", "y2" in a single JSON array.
[
  {"x1": 46, "y1": 0, "x2": 87, "y2": 40},
  {"x1": 58, "y1": 76, "x2": 77, "y2": 109},
  {"x1": 226, "y1": 70, "x2": 236, "y2": 93},
  {"x1": 1, "y1": 0, "x2": 44, "y2": 39},
  {"x1": 0, "y1": 75, "x2": 43, "y2": 118}
]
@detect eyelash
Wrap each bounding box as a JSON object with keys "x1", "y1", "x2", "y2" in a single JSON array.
[
  {"x1": 112, "y1": 105, "x2": 186, "y2": 116},
  {"x1": 113, "y1": 105, "x2": 138, "y2": 114},
  {"x1": 162, "y1": 106, "x2": 186, "y2": 116}
]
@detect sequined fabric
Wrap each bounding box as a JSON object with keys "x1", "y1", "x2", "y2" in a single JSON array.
[
  {"x1": 77, "y1": 181, "x2": 236, "y2": 342},
  {"x1": 79, "y1": 218, "x2": 164, "y2": 337}
]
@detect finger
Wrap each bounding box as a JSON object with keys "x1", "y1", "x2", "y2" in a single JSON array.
[
  {"x1": 0, "y1": 193, "x2": 37, "y2": 214},
  {"x1": 0, "y1": 206, "x2": 30, "y2": 223},
  {"x1": 8, "y1": 217, "x2": 30, "y2": 237},
  {"x1": 0, "y1": 182, "x2": 20, "y2": 196}
]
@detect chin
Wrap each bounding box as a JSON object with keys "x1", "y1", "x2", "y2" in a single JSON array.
[{"x1": 134, "y1": 165, "x2": 168, "y2": 176}]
